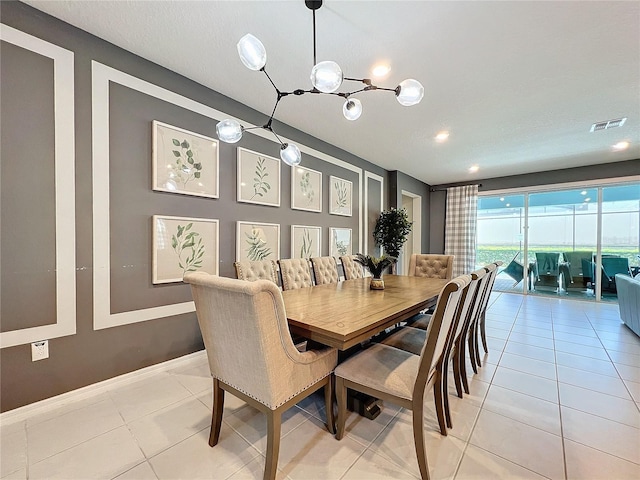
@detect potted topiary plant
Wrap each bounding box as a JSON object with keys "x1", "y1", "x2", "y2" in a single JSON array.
[
  {"x1": 354, "y1": 253, "x2": 397, "y2": 289},
  {"x1": 373, "y1": 207, "x2": 413, "y2": 273}
]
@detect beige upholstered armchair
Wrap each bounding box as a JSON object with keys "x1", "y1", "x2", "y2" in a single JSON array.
[
  {"x1": 408, "y1": 254, "x2": 454, "y2": 280},
  {"x1": 340, "y1": 255, "x2": 364, "y2": 280},
  {"x1": 334, "y1": 274, "x2": 471, "y2": 480},
  {"x1": 310, "y1": 256, "x2": 340, "y2": 284},
  {"x1": 233, "y1": 260, "x2": 279, "y2": 284},
  {"x1": 278, "y1": 258, "x2": 314, "y2": 290},
  {"x1": 183, "y1": 273, "x2": 337, "y2": 480}
]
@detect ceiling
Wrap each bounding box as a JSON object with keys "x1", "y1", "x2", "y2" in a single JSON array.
[{"x1": 23, "y1": 0, "x2": 640, "y2": 185}]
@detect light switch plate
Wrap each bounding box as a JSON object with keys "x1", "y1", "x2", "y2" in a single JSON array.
[{"x1": 31, "y1": 340, "x2": 49, "y2": 361}]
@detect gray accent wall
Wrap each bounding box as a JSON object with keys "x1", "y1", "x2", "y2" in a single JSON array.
[
  {"x1": 0, "y1": 2, "x2": 391, "y2": 412},
  {"x1": 389, "y1": 170, "x2": 432, "y2": 253}
]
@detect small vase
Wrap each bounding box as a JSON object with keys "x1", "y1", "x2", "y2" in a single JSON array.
[{"x1": 370, "y1": 277, "x2": 385, "y2": 290}]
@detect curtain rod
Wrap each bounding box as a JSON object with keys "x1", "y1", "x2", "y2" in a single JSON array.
[{"x1": 430, "y1": 183, "x2": 482, "y2": 192}]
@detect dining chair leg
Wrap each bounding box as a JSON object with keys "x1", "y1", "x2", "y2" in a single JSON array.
[
  {"x1": 442, "y1": 366, "x2": 453, "y2": 429},
  {"x1": 265, "y1": 409, "x2": 282, "y2": 480},
  {"x1": 452, "y1": 345, "x2": 464, "y2": 399},
  {"x1": 467, "y1": 329, "x2": 478, "y2": 374},
  {"x1": 459, "y1": 340, "x2": 470, "y2": 394},
  {"x1": 335, "y1": 377, "x2": 347, "y2": 440},
  {"x1": 324, "y1": 376, "x2": 335, "y2": 434},
  {"x1": 480, "y1": 311, "x2": 489, "y2": 354},
  {"x1": 433, "y1": 377, "x2": 447, "y2": 436},
  {"x1": 209, "y1": 378, "x2": 225, "y2": 447},
  {"x1": 473, "y1": 322, "x2": 482, "y2": 368},
  {"x1": 412, "y1": 400, "x2": 431, "y2": 480}
]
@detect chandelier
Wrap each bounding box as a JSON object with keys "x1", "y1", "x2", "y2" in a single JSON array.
[{"x1": 215, "y1": 0, "x2": 424, "y2": 166}]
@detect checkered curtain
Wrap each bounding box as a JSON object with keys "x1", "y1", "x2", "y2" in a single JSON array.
[{"x1": 444, "y1": 185, "x2": 479, "y2": 276}]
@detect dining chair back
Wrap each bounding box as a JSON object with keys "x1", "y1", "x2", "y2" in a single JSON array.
[
  {"x1": 408, "y1": 254, "x2": 454, "y2": 280},
  {"x1": 234, "y1": 260, "x2": 279, "y2": 285},
  {"x1": 310, "y1": 256, "x2": 340, "y2": 285},
  {"x1": 183, "y1": 273, "x2": 337, "y2": 480},
  {"x1": 278, "y1": 258, "x2": 314, "y2": 290},
  {"x1": 469, "y1": 262, "x2": 501, "y2": 370},
  {"x1": 340, "y1": 255, "x2": 364, "y2": 280},
  {"x1": 334, "y1": 274, "x2": 471, "y2": 480}
]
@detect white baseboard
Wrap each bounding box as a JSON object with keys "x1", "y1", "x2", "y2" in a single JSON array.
[{"x1": 1, "y1": 350, "x2": 207, "y2": 426}]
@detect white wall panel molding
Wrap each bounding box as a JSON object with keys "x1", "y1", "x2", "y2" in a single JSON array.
[
  {"x1": 0, "y1": 24, "x2": 76, "y2": 348},
  {"x1": 92, "y1": 61, "x2": 363, "y2": 329}
]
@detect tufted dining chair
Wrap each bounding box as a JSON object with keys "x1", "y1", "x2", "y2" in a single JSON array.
[
  {"x1": 278, "y1": 258, "x2": 314, "y2": 290},
  {"x1": 234, "y1": 260, "x2": 279, "y2": 285},
  {"x1": 334, "y1": 274, "x2": 470, "y2": 480},
  {"x1": 183, "y1": 273, "x2": 337, "y2": 480},
  {"x1": 408, "y1": 254, "x2": 455, "y2": 280},
  {"x1": 340, "y1": 255, "x2": 365, "y2": 280},
  {"x1": 310, "y1": 256, "x2": 340, "y2": 285}
]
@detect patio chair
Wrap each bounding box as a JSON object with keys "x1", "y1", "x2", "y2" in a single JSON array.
[
  {"x1": 562, "y1": 251, "x2": 593, "y2": 290},
  {"x1": 502, "y1": 253, "x2": 524, "y2": 287},
  {"x1": 532, "y1": 252, "x2": 561, "y2": 291}
]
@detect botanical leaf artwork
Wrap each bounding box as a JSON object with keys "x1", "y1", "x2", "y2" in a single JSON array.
[
  {"x1": 245, "y1": 227, "x2": 272, "y2": 261},
  {"x1": 171, "y1": 223, "x2": 204, "y2": 275},
  {"x1": 300, "y1": 172, "x2": 315, "y2": 206},
  {"x1": 334, "y1": 180, "x2": 348, "y2": 209},
  {"x1": 336, "y1": 240, "x2": 348, "y2": 256},
  {"x1": 300, "y1": 228, "x2": 313, "y2": 258},
  {"x1": 169, "y1": 138, "x2": 203, "y2": 188},
  {"x1": 251, "y1": 157, "x2": 271, "y2": 199}
]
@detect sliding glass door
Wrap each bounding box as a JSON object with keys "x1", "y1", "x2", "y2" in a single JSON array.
[
  {"x1": 477, "y1": 194, "x2": 526, "y2": 293},
  {"x1": 477, "y1": 180, "x2": 639, "y2": 302},
  {"x1": 527, "y1": 188, "x2": 597, "y2": 300}
]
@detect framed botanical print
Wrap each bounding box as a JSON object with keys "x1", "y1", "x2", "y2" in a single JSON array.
[
  {"x1": 329, "y1": 176, "x2": 353, "y2": 216},
  {"x1": 152, "y1": 120, "x2": 219, "y2": 198},
  {"x1": 291, "y1": 165, "x2": 322, "y2": 212},
  {"x1": 291, "y1": 225, "x2": 322, "y2": 259},
  {"x1": 152, "y1": 215, "x2": 219, "y2": 284},
  {"x1": 237, "y1": 147, "x2": 281, "y2": 207},
  {"x1": 329, "y1": 227, "x2": 352, "y2": 257},
  {"x1": 236, "y1": 221, "x2": 281, "y2": 262}
]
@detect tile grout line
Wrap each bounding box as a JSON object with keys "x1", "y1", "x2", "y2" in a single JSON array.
[{"x1": 551, "y1": 307, "x2": 570, "y2": 480}]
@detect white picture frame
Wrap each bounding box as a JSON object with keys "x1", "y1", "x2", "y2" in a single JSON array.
[
  {"x1": 152, "y1": 215, "x2": 219, "y2": 284},
  {"x1": 236, "y1": 221, "x2": 281, "y2": 262},
  {"x1": 329, "y1": 175, "x2": 353, "y2": 216},
  {"x1": 237, "y1": 147, "x2": 281, "y2": 207},
  {"x1": 329, "y1": 227, "x2": 353, "y2": 257},
  {"x1": 152, "y1": 120, "x2": 219, "y2": 198},
  {"x1": 291, "y1": 165, "x2": 322, "y2": 212},
  {"x1": 291, "y1": 225, "x2": 322, "y2": 259}
]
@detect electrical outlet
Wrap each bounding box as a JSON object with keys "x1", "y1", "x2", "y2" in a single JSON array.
[{"x1": 31, "y1": 340, "x2": 49, "y2": 361}]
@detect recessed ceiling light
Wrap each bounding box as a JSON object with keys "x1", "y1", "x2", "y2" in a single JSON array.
[
  {"x1": 372, "y1": 64, "x2": 390, "y2": 77},
  {"x1": 580, "y1": 190, "x2": 587, "y2": 195},
  {"x1": 435, "y1": 131, "x2": 450, "y2": 142},
  {"x1": 506, "y1": 203, "x2": 511, "y2": 207},
  {"x1": 585, "y1": 198, "x2": 591, "y2": 202},
  {"x1": 500, "y1": 197, "x2": 505, "y2": 201},
  {"x1": 612, "y1": 141, "x2": 630, "y2": 151},
  {"x1": 469, "y1": 164, "x2": 479, "y2": 173}
]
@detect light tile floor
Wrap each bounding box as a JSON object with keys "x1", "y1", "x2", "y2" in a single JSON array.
[{"x1": 2, "y1": 293, "x2": 640, "y2": 479}]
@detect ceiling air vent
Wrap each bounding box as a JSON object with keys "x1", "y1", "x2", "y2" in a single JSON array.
[{"x1": 590, "y1": 117, "x2": 627, "y2": 132}]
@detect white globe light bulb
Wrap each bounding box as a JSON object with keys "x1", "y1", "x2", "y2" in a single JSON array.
[
  {"x1": 343, "y1": 98, "x2": 362, "y2": 121},
  {"x1": 396, "y1": 79, "x2": 424, "y2": 106},
  {"x1": 280, "y1": 143, "x2": 301, "y2": 166},
  {"x1": 237, "y1": 34, "x2": 267, "y2": 71},
  {"x1": 216, "y1": 119, "x2": 243, "y2": 143},
  {"x1": 310, "y1": 60, "x2": 343, "y2": 93}
]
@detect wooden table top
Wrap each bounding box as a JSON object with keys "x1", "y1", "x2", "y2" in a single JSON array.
[{"x1": 283, "y1": 275, "x2": 448, "y2": 350}]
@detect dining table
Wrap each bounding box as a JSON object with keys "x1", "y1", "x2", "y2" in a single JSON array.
[{"x1": 282, "y1": 275, "x2": 448, "y2": 350}]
